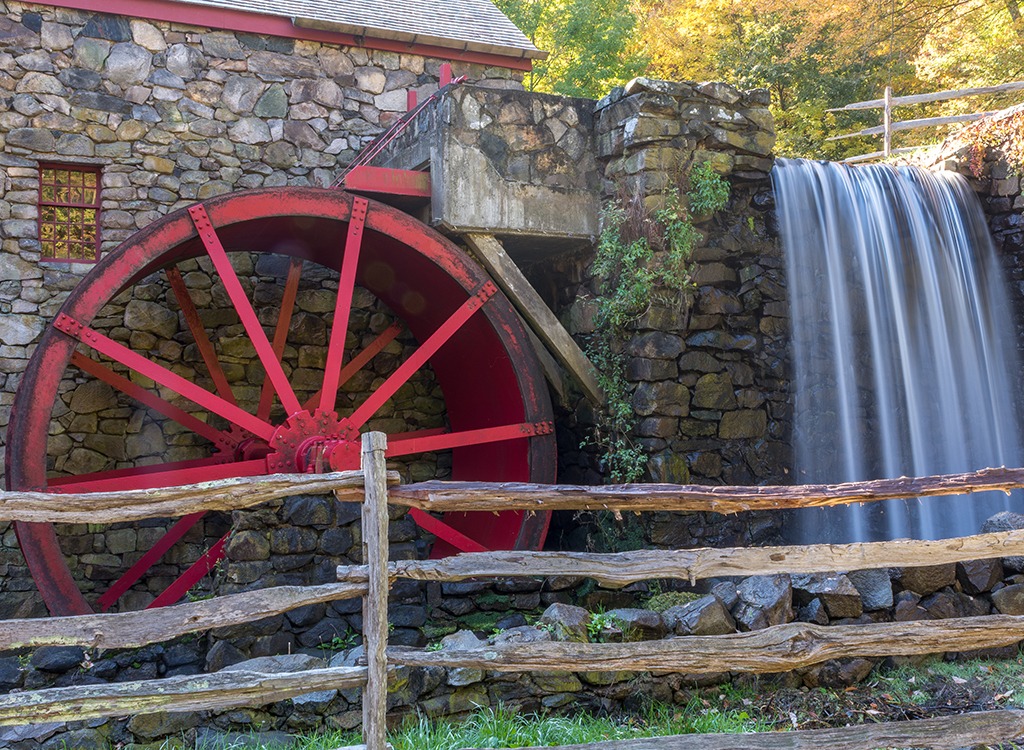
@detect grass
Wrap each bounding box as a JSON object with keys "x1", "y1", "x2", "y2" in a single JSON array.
[{"x1": 185, "y1": 700, "x2": 771, "y2": 749}]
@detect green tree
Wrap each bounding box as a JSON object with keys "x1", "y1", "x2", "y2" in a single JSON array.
[{"x1": 494, "y1": 0, "x2": 648, "y2": 97}]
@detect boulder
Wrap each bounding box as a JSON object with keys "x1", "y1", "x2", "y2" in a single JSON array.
[
  {"x1": 847, "y1": 568, "x2": 894, "y2": 611},
  {"x1": 439, "y1": 630, "x2": 484, "y2": 687},
  {"x1": 31, "y1": 646, "x2": 84, "y2": 673},
  {"x1": 956, "y1": 558, "x2": 1003, "y2": 594},
  {"x1": 800, "y1": 658, "x2": 874, "y2": 688},
  {"x1": 892, "y1": 563, "x2": 956, "y2": 596},
  {"x1": 732, "y1": 574, "x2": 792, "y2": 631},
  {"x1": 538, "y1": 602, "x2": 591, "y2": 642},
  {"x1": 982, "y1": 512, "x2": 1024, "y2": 572},
  {"x1": 220, "y1": 653, "x2": 325, "y2": 673},
  {"x1": 663, "y1": 595, "x2": 735, "y2": 635},
  {"x1": 792, "y1": 573, "x2": 863, "y2": 619},
  {"x1": 604, "y1": 608, "x2": 667, "y2": 641},
  {"x1": 992, "y1": 583, "x2": 1024, "y2": 615}
]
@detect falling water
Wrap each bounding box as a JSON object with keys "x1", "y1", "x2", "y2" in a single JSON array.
[{"x1": 773, "y1": 158, "x2": 1024, "y2": 542}]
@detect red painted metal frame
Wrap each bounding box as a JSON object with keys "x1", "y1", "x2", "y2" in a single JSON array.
[
  {"x1": 257, "y1": 258, "x2": 304, "y2": 421},
  {"x1": 7, "y1": 188, "x2": 556, "y2": 616},
  {"x1": 54, "y1": 312, "x2": 275, "y2": 441},
  {"x1": 303, "y1": 322, "x2": 404, "y2": 411},
  {"x1": 42, "y1": 0, "x2": 535, "y2": 70},
  {"x1": 146, "y1": 532, "x2": 231, "y2": 609},
  {"x1": 188, "y1": 204, "x2": 302, "y2": 418},
  {"x1": 408, "y1": 508, "x2": 489, "y2": 553},
  {"x1": 342, "y1": 167, "x2": 432, "y2": 199},
  {"x1": 343, "y1": 281, "x2": 497, "y2": 431},
  {"x1": 70, "y1": 352, "x2": 234, "y2": 450},
  {"x1": 98, "y1": 512, "x2": 206, "y2": 611},
  {"x1": 166, "y1": 266, "x2": 238, "y2": 406},
  {"x1": 388, "y1": 421, "x2": 553, "y2": 457},
  {"x1": 320, "y1": 197, "x2": 368, "y2": 416}
]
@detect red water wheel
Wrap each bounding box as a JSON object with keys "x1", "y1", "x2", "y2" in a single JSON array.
[{"x1": 7, "y1": 188, "x2": 556, "y2": 616}]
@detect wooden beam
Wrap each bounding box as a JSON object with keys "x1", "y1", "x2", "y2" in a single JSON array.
[
  {"x1": 463, "y1": 710, "x2": 1024, "y2": 750},
  {"x1": 387, "y1": 465, "x2": 1024, "y2": 514},
  {"x1": 390, "y1": 614, "x2": 1024, "y2": 675},
  {"x1": 524, "y1": 322, "x2": 570, "y2": 406},
  {"x1": 336, "y1": 528, "x2": 1024, "y2": 588},
  {"x1": 0, "y1": 582, "x2": 365, "y2": 651},
  {"x1": 463, "y1": 233, "x2": 605, "y2": 405},
  {"x1": 361, "y1": 432, "x2": 390, "y2": 750},
  {"x1": 826, "y1": 111, "x2": 996, "y2": 141},
  {"x1": 0, "y1": 470, "x2": 399, "y2": 523},
  {"x1": 0, "y1": 666, "x2": 367, "y2": 725},
  {"x1": 843, "y1": 146, "x2": 926, "y2": 164},
  {"x1": 828, "y1": 80, "x2": 1024, "y2": 111}
]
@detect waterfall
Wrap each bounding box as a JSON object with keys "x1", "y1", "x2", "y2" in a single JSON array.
[{"x1": 773, "y1": 158, "x2": 1024, "y2": 542}]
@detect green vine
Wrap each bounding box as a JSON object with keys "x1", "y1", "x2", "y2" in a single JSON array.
[{"x1": 585, "y1": 163, "x2": 730, "y2": 483}]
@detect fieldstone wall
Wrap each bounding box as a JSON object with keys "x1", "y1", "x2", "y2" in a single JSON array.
[
  {"x1": 544, "y1": 77, "x2": 789, "y2": 550},
  {"x1": 0, "y1": 1, "x2": 520, "y2": 620},
  {"x1": 10, "y1": 515, "x2": 1024, "y2": 750}
]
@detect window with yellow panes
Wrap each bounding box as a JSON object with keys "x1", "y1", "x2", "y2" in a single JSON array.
[{"x1": 37, "y1": 164, "x2": 102, "y2": 262}]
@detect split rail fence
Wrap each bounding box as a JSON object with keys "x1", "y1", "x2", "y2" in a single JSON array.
[
  {"x1": 2, "y1": 433, "x2": 1024, "y2": 748},
  {"x1": 827, "y1": 79, "x2": 1024, "y2": 163}
]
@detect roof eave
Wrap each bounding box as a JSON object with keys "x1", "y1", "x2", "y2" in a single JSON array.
[{"x1": 291, "y1": 15, "x2": 548, "y2": 61}]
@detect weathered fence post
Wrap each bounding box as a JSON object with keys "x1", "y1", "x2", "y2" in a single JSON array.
[{"x1": 361, "y1": 431, "x2": 390, "y2": 750}]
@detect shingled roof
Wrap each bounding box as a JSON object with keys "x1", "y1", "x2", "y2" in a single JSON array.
[{"x1": 175, "y1": 0, "x2": 544, "y2": 59}]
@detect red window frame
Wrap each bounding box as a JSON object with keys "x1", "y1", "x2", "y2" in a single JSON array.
[{"x1": 37, "y1": 162, "x2": 102, "y2": 263}]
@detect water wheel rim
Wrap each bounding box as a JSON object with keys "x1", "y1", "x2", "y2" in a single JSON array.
[{"x1": 7, "y1": 188, "x2": 555, "y2": 615}]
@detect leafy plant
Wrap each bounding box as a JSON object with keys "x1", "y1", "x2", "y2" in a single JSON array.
[
  {"x1": 585, "y1": 163, "x2": 730, "y2": 483},
  {"x1": 586, "y1": 608, "x2": 622, "y2": 642}
]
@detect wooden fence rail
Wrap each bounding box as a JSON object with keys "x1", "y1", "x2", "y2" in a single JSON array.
[
  {"x1": 338, "y1": 528, "x2": 1024, "y2": 587},
  {"x1": 1, "y1": 435, "x2": 1024, "y2": 750}
]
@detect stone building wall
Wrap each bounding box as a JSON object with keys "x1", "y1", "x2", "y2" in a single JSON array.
[
  {"x1": 0, "y1": 0, "x2": 520, "y2": 618},
  {"x1": 544, "y1": 78, "x2": 789, "y2": 550}
]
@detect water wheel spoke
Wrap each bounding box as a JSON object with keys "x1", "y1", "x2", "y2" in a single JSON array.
[
  {"x1": 386, "y1": 421, "x2": 552, "y2": 458},
  {"x1": 46, "y1": 457, "x2": 267, "y2": 493},
  {"x1": 146, "y1": 532, "x2": 230, "y2": 609},
  {"x1": 407, "y1": 508, "x2": 489, "y2": 553},
  {"x1": 345, "y1": 282, "x2": 497, "y2": 431},
  {"x1": 188, "y1": 204, "x2": 302, "y2": 416},
  {"x1": 256, "y1": 258, "x2": 304, "y2": 421},
  {"x1": 302, "y1": 322, "x2": 403, "y2": 412},
  {"x1": 166, "y1": 267, "x2": 237, "y2": 406},
  {"x1": 55, "y1": 313, "x2": 274, "y2": 441},
  {"x1": 71, "y1": 352, "x2": 234, "y2": 450},
  {"x1": 97, "y1": 511, "x2": 206, "y2": 611},
  {"x1": 320, "y1": 196, "x2": 368, "y2": 415}
]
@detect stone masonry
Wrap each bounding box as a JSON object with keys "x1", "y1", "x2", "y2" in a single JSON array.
[{"x1": 0, "y1": 0, "x2": 521, "y2": 618}]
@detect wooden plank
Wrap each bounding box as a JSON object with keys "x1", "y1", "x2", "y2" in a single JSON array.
[
  {"x1": 387, "y1": 465, "x2": 1024, "y2": 514},
  {"x1": 336, "y1": 528, "x2": 1024, "y2": 588},
  {"x1": 390, "y1": 613, "x2": 1024, "y2": 675},
  {"x1": 361, "y1": 432, "x2": 390, "y2": 750},
  {"x1": 0, "y1": 582, "x2": 365, "y2": 651},
  {"x1": 524, "y1": 322, "x2": 569, "y2": 405},
  {"x1": 464, "y1": 709, "x2": 1024, "y2": 750},
  {"x1": 0, "y1": 666, "x2": 367, "y2": 725},
  {"x1": 843, "y1": 146, "x2": 925, "y2": 164},
  {"x1": 827, "y1": 111, "x2": 995, "y2": 141},
  {"x1": 829, "y1": 80, "x2": 1024, "y2": 110},
  {"x1": 463, "y1": 233, "x2": 605, "y2": 405},
  {"x1": 0, "y1": 471, "x2": 399, "y2": 523}
]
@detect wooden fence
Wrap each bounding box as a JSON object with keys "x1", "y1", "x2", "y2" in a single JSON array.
[
  {"x1": 827, "y1": 79, "x2": 1024, "y2": 163},
  {"x1": 3, "y1": 434, "x2": 1024, "y2": 749}
]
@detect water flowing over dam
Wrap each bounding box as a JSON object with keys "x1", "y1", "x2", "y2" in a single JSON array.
[{"x1": 773, "y1": 158, "x2": 1024, "y2": 542}]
